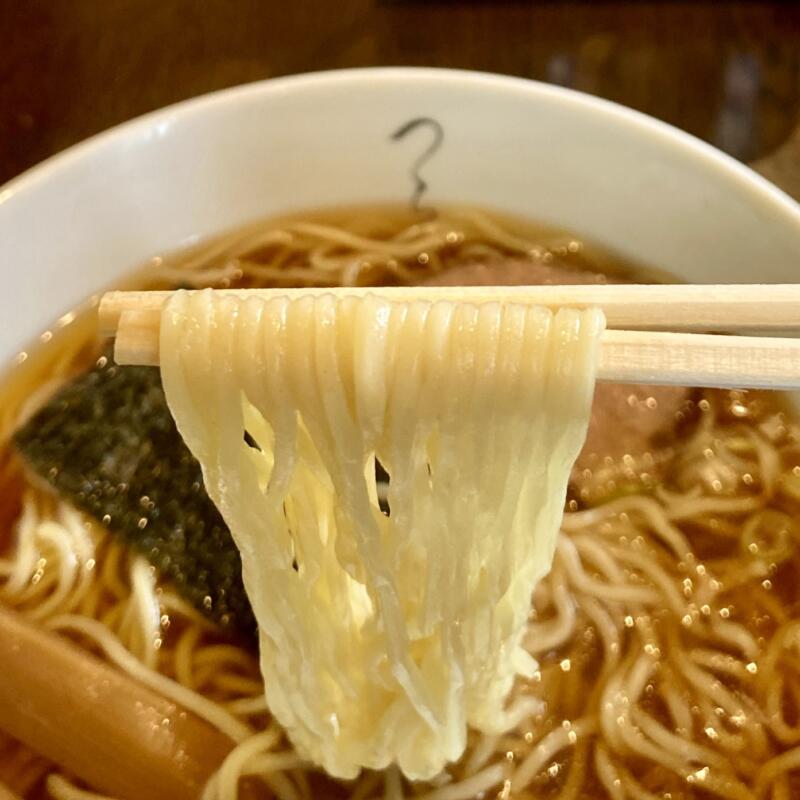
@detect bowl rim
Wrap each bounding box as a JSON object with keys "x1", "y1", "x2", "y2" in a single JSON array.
[{"x1": 1, "y1": 66, "x2": 799, "y2": 223}]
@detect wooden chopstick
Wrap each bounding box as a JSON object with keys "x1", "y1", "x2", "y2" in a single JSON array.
[
  {"x1": 0, "y1": 604, "x2": 250, "y2": 800},
  {"x1": 99, "y1": 287, "x2": 800, "y2": 390},
  {"x1": 599, "y1": 330, "x2": 800, "y2": 390},
  {"x1": 99, "y1": 284, "x2": 800, "y2": 336}
]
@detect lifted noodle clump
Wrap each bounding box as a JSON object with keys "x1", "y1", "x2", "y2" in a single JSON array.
[{"x1": 160, "y1": 289, "x2": 605, "y2": 779}]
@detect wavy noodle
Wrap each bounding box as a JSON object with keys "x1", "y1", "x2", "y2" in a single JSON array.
[
  {"x1": 45, "y1": 775, "x2": 116, "y2": 800},
  {"x1": 2, "y1": 206, "x2": 800, "y2": 798}
]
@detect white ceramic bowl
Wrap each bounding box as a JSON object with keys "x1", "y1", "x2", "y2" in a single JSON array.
[{"x1": 1, "y1": 67, "x2": 800, "y2": 365}]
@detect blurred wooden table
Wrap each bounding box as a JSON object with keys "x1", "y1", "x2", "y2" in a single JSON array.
[{"x1": 1, "y1": 1, "x2": 799, "y2": 194}]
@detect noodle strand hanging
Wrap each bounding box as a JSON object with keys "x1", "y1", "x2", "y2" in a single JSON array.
[{"x1": 159, "y1": 290, "x2": 605, "y2": 779}]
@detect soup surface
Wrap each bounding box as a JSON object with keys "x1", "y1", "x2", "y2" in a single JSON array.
[{"x1": 1, "y1": 206, "x2": 798, "y2": 800}]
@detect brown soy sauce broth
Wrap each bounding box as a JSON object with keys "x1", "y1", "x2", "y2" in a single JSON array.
[
  {"x1": 0, "y1": 204, "x2": 797, "y2": 799},
  {"x1": 529, "y1": 381, "x2": 800, "y2": 798}
]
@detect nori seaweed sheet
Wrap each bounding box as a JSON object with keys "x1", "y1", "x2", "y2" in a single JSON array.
[{"x1": 14, "y1": 349, "x2": 257, "y2": 641}]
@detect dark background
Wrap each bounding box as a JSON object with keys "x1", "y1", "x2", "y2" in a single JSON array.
[{"x1": 2, "y1": 1, "x2": 800, "y2": 194}]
